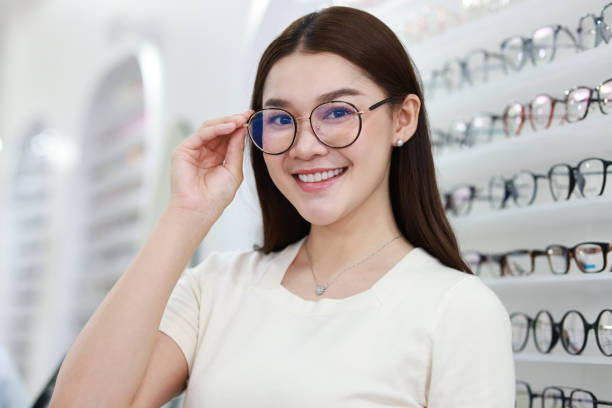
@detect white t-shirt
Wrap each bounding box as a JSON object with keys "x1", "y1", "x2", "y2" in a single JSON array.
[{"x1": 158, "y1": 235, "x2": 515, "y2": 407}]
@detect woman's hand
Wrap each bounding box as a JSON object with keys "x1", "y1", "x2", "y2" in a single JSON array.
[{"x1": 168, "y1": 109, "x2": 254, "y2": 218}]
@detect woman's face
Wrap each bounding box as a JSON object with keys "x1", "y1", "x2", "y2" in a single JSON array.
[{"x1": 261, "y1": 51, "x2": 397, "y2": 226}]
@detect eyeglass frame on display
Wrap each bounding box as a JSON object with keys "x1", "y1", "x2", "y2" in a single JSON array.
[
  {"x1": 244, "y1": 96, "x2": 395, "y2": 155},
  {"x1": 515, "y1": 380, "x2": 612, "y2": 408},
  {"x1": 461, "y1": 250, "x2": 509, "y2": 278},
  {"x1": 510, "y1": 308, "x2": 612, "y2": 356},
  {"x1": 499, "y1": 24, "x2": 579, "y2": 72},
  {"x1": 442, "y1": 184, "x2": 490, "y2": 216},
  {"x1": 547, "y1": 157, "x2": 612, "y2": 201},
  {"x1": 564, "y1": 78, "x2": 612, "y2": 122},
  {"x1": 544, "y1": 242, "x2": 612, "y2": 274},
  {"x1": 464, "y1": 241, "x2": 612, "y2": 278},
  {"x1": 577, "y1": 2, "x2": 612, "y2": 50},
  {"x1": 437, "y1": 48, "x2": 508, "y2": 92},
  {"x1": 488, "y1": 170, "x2": 548, "y2": 210}
]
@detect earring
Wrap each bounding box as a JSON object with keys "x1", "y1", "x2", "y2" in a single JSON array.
[{"x1": 395, "y1": 139, "x2": 404, "y2": 147}]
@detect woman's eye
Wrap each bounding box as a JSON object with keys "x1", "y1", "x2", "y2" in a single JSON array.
[
  {"x1": 268, "y1": 114, "x2": 293, "y2": 126},
  {"x1": 324, "y1": 108, "x2": 351, "y2": 120}
]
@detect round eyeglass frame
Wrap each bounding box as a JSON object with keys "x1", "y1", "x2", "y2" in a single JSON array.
[{"x1": 244, "y1": 96, "x2": 395, "y2": 155}]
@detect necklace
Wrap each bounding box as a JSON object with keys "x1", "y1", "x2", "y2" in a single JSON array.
[{"x1": 304, "y1": 235, "x2": 402, "y2": 296}]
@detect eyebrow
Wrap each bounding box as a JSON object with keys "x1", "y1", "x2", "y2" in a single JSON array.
[{"x1": 263, "y1": 87, "x2": 364, "y2": 108}]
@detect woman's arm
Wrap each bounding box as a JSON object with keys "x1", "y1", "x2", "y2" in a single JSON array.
[
  {"x1": 49, "y1": 109, "x2": 252, "y2": 408},
  {"x1": 49, "y1": 206, "x2": 218, "y2": 408}
]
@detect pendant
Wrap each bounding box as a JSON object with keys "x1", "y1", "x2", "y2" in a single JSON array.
[{"x1": 316, "y1": 284, "x2": 326, "y2": 296}]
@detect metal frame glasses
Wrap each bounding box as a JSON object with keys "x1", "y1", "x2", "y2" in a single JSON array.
[
  {"x1": 565, "y1": 78, "x2": 612, "y2": 122},
  {"x1": 245, "y1": 96, "x2": 394, "y2": 155},
  {"x1": 577, "y1": 2, "x2": 612, "y2": 50},
  {"x1": 500, "y1": 24, "x2": 579, "y2": 72}
]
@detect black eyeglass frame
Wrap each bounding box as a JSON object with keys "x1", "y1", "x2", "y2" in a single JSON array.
[
  {"x1": 547, "y1": 157, "x2": 612, "y2": 201},
  {"x1": 544, "y1": 241, "x2": 612, "y2": 274},
  {"x1": 246, "y1": 96, "x2": 395, "y2": 155},
  {"x1": 516, "y1": 380, "x2": 612, "y2": 408},
  {"x1": 511, "y1": 309, "x2": 612, "y2": 356}
]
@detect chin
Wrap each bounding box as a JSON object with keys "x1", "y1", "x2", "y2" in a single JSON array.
[{"x1": 293, "y1": 201, "x2": 347, "y2": 226}]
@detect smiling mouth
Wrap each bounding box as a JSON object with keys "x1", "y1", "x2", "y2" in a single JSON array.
[{"x1": 293, "y1": 167, "x2": 348, "y2": 183}]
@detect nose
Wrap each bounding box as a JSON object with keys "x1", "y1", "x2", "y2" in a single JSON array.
[{"x1": 287, "y1": 116, "x2": 328, "y2": 160}]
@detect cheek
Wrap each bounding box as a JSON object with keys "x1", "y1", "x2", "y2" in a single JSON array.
[{"x1": 263, "y1": 156, "x2": 288, "y2": 189}]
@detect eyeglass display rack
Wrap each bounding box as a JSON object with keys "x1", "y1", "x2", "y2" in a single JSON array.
[
  {"x1": 69, "y1": 46, "x2": 164, "y2": 341},
  {"x1": 1, "y1": 122, "x2": 56, "y2": 387},
  {"x1": 370, "y1": 0, "x2": 612, "y2": 399}
]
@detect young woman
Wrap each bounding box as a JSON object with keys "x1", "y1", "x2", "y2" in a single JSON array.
[{"x1": 51, "y1": 6, "x2": 514, "y2": 408}]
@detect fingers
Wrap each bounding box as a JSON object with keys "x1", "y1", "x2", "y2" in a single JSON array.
[
  {"x1": 197, "y1": 109, "x2": 254, "y2": 130},
  {"x1": 223, "y1": 124, "x2": 248, "y2": 183},
  {"x1": 180, "y1": 110, "x2": 252, "y2": 151}
]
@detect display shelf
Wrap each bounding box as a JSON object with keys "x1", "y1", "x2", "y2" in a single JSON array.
[
  {"x1": 449, "y1": 195, "x2": 612, "y2": 233},
  {"x1": 84, "y1": 221, "x2": 142, "y2": 255},
  {"x1": 86, "y1": 192, "x2": 142, "y2": 227},
  {"x1": 434, "y1": 115, "x2": 612, "y2": 188},
  {"x1": 482, "y1": 272, "x2": 612, "y2": 288},
  {"x1": 85, "y1": 165, "x2": 143, "y2": 198},
  {"x1": 89, "y1": 126, "x2": 145, "y2": 170},
  {"x1": 404, "y1": 0, "x2": 584, "y2": 69},
  {"x1": 11, "y1": 173, "x2": 48, "y2": 197},
  {"x1": 425, "y1": 44, "x2": 612, "y2": 127},
  {"x1": 514, "y1": 353, "x2": 612, "y2": 365}
]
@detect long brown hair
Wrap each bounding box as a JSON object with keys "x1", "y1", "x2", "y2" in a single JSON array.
[{"x1": 249, "y1": 6, "x2": 471, "y2": 274}]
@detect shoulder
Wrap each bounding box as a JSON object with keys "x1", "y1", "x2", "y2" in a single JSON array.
[
  {"x1": 186, "y1": 244, "x2": 280, "y2": 289},
  {"x1": 395, "y1": 247, "x2": 509, "y2": 331}
]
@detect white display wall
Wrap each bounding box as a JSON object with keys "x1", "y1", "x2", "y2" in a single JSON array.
[{"x1": 370, "y1": 0, "x2": 612, "y2": 401}]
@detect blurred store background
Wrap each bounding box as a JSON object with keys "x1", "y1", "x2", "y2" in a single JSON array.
[{"x1": 1, "y1": 0, "x2": 611, "y2": 406}]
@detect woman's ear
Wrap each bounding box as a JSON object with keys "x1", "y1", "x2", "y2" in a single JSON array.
[{"x1": 392, "y1": 94, "x2": 421, "y2": 147}]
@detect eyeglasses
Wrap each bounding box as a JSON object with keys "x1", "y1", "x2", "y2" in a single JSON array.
[
  {"x1": 545, "y1": 242, "x2": 612, "y2": 274},
  {"x1": 502, "y1": 94, "x2": 567, "y2": 136},
  {"x1": 463, "y1": 241, "x2": 612, "y2": 278},
  {"x1": 431, "y1": 129, "x2": 461, "y2": 153},
  {"x1": 577, "y1": 2, "x2": 612, "y2": 50},
  {"x1": 447, "y1": 113, "x2": 505, "y2": 147},
  {"x1": 500, "y1": 24, "x2": 579, "y2": 72},
  {"x1": 442, "y1": 184, "x2": 489, "y2": 216},
  {"x1": 488, "y1": 170, "x2": 548, "y2": 209},
  {"x1": 245, "y1": 96, "x2": 394, "y2": 155},
  {"x1": 565, "y1": 78, "x2": 612, "y2": 122},
  {"x1": 548, "y1": 157, "x2": 612, "y2": 201},
  {"x1": 516, "y1": 380, "x2": 612, "y2": 408},
  {"x1": 437, "y1": 49, "x2": 507, "y2": 92},
  {"x1": 510, "y1": 309, "x2": 612, "y2": 356},
  {"x1": 462, "y1": 251, "x2": 509, "y2": 278}
]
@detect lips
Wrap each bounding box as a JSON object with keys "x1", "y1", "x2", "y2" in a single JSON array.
[{"x1": 292, "y1": 167, "x2": 348, "y2": 193}]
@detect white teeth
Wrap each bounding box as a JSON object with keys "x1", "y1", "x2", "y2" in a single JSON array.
[{"x1": 297, "y1": 168, "x2": 345, "y2": 183}]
